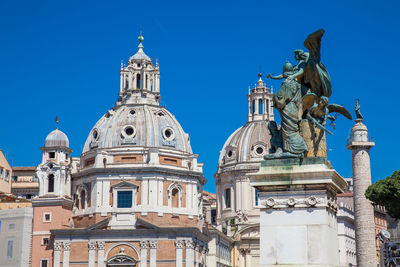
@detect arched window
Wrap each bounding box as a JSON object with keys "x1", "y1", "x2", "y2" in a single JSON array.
[
  {"x1": 136, "y1": 74, "x2": 141, "y2": 89},
  {"x1": 258, "y1": 99, "x2": 263, "y2": 115},
  {"x1": 266, "y1": 100, "x2": 269, "y2": 114},
  {"x1": 252, "y1": 100, "x2": 255, "y2": 114},
  {"x1": 168, "y1": 183, "x2": 183, "y2": 208},
  {"x1": 80, "y1": 190, "x2": 86, "y2": 209},
  {"x1": 48, "y1": 174, "x2": 54, "y2": 193},
  {"x1": 171, "y1": 188, "x2": 179, "y2": 208}
]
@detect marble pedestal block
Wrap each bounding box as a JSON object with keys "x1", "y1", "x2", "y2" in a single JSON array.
[{"x1": 249, "y1": 157, "x2": 347, "y2": 267}]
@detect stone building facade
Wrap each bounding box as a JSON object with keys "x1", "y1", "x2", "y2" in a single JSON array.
[
  {"x1": 0, "y1": 150, "x2": 12, "y2": 194},
  {"x1": 0, "y1": 207, "x2": 33, "y2": 267},
  {"x1": 11, "y1": 166, "x2": 39, "y2": 199},
  {"x1": 31, "y1": 34, "x2": 209, "y2": 267}
]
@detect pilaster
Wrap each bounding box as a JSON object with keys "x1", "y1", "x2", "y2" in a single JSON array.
[
  {"x1": 185, "y1": 239, "x2": 195, "y2": 267},
  {"x1": 97, "y1": 241, "x2": 105, "y2": 267},
  {"x1": 140, "y1": 240, "x2": 148, "y2": 267},
  {"x1": 53, "y1": 241, "x2": 62, "y2": 267},
  {"x1": 88, "y1": 241, "x2": 96, "y2": 267},
  {"x1": 62, "y1": 241, "x2": 70, "y2": 267},
  {"x1": 175, "y1": 240, "x2": 184, "y2": 267},
  {"x1": 149, "y1": 240, "x2": 157, "y2": 267}
]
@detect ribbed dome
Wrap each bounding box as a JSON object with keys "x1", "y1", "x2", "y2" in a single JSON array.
[
  {"x1": 45, "y1": 129, "x2": 69, "y2": 147},
  {"x1": 218, "y1": 120, "x2": 272, "y2": 169},
  {"x1": 82, "y1": 104, "x2": 192, "y2": 154}
]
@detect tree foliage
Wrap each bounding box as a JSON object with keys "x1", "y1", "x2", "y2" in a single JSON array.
[{"x1": 365, "y1": 170, "x2": 400, "y2": 219}]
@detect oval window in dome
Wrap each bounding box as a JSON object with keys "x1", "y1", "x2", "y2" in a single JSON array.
[
  {"x1": 92, "y1": 129, "x2": 99, "y2": 141},
  {"x1": 227, "y1": 150, "x2": 233, "y2": 158},
  {"x1": 162, "y1": 127, "x2": 175, "y2": 141},
  {"x1": 256, "y1": 147, "x2": 264, "y2": 154},
  {"x1": 129, "y1": 109, "x2": 136, "y2": 116}
]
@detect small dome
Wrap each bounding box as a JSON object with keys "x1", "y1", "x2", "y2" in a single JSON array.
[
  {"x1": 82, "y1": 105, "x2": 192, "y2": 154},
  {"x1": 218, "y1": 120, "x2": 273, "y2": 169},
  {"x1": 129, "y1": 50, "x2": 151, "y2": 62},
  {"x1": 45, "y1": 129, "x2": 69, "y2": 147}
]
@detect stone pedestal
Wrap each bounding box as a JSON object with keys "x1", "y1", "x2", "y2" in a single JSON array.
[{"x1": 249, "y1": 157, "x2": 347, "y2": 267}]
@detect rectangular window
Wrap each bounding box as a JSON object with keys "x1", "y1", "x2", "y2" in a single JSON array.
[
  {"x1": 0, "y1": 167, "x2": 3, "y2": 178},
  {"x1": 5, "y1": 170, "x2": 9, "y2": 181},
  {"x1": 42, "y1": 237, "x2": 50, "y2": 245},
  {"x1": 43, "y1": 212, "x2": 51, "y2": 222},
  {"x1": 117, "y1": 191, "x2": 133, "y2": 208},
  {"x1": 224, "y1": 188, "x2": 231, "y2": 208},
  {"x1": 255, "y1": 188, "x2": 259, "y2": 206},
  {"x1": 48, "y1": 152, "x2": 55, "y2": 159},
  {"x1": 8, "y1": 223, "x2": 15, "y2": 230},
  {"x1": 40, "y1": 259, "x2": 48, "y2": 267},
  {"x1": 7, "y1": 240, "x2": 13, "y2": 258},
  {"x1": 12, "y1": 176, "x2": 17, "y2": 182}
]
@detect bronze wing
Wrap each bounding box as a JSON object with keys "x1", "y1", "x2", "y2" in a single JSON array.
[{"x1": 327, "y1": 104, "x2": 352, "y2": 120}]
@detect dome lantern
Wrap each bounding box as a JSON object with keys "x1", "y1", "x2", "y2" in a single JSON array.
[
  {"x1": 118, "y1": 32, "x2": 160, "y2": 106},
  {"x1": 248, "y1": 73, "x2": 274, "y2": 122}
]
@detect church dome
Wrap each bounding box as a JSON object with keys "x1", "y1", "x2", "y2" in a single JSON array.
[
  {"x1": 45, "y1": 129, "x2": 69, "y2": 147},
  {"x1": 82, "y1": 105, "x2": 192, "y2": 154},
  {"x1": 218, "y1": 120, "x2": 273, "y2": 171}
]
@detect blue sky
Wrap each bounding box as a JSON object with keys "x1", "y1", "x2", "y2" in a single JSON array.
[{"x1": 1, "y1": 0, "x2": 399, "y2": 193}]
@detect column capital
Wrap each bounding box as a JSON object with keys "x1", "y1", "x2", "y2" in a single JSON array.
[
  {"x1": 140, "y1": 240, "x2": 148, "y2": 249},
  {"x1": 63, "y1": 241, "x2": 71, "y2": 251},
  {"x1": 149, "y1": 240, "x2": 157, "y2": 249},
  {"x1": 54, "y1": 241, "x2": 62, "y2": 251},
  {"x1": 185, "y1": 239, "x2": 194, "y2": 249},
  {"x1": 88, "y1": 241, "x2": 97, "y2": 250},
  {"x1": 175, "y1": 240, "x2": 184, "y2": 249},
  {"x1": 97, "y1": 241, "x2": 105, "y2": 250}
]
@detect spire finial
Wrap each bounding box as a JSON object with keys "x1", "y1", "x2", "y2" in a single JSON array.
[
  {"x1": 138, "y1": 30, "x2": 144, "y2": 50},
  {"x1": 55, "y1": 116, "x2": 59, "y2": 129}
]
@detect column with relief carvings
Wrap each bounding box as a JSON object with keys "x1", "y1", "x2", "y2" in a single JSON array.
[
  {"x1": 53, "y1": 241, "x2": 62, "y2": 267},
  {"x1": 149, "y1": 240, "x2": 157, "y2": 267},
  {"x1": 88, "y1": 241, "x2": 96, "y2": 267},
  {"x1": 175, "y1": 240, "x2": 184, "y2": 267},
  {"x1": 185, "y1": 240, "x2": 194, "y2": 267},
  {"x1": 63, "y1": 241, "x2": 70, "y2": 267},
  {"x1": 140, "y1": 241, "x2": 148, "y2": 267},
  {"x1": 97, "y1": 241, "x2": 105, "y2": 267}
]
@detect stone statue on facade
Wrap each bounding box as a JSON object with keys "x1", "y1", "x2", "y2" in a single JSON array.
[{"x1": 266, "y1": 29, "x2": 352, "y2": 159}]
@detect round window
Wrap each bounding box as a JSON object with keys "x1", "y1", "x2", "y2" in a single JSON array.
[
  {"x1": 129, "y1": 109, "x2": 136, "y2": 115},
  {"x1": 92, "y1": 129, "x2": 99, "y2": 141},
  {"x1": 121, "y1": 125, "x2": 136, "y2": 138},
  {"x1": 256, "y1": 147, "x2": 264, "y2": 154},
  {"x1": 227, "y1": 150, "x2": 233, "y2": 158},
  {"x1": 162, "y1": 127, "x2": 175, "y2": 141},
  {"x1": 125, "y1": 127, "x2": 134, "y2": 136}
]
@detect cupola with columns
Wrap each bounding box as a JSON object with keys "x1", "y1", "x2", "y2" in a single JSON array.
[
  {"x1": 117, "y1": 33, "x2": 161, "y2": 106},
  {"x1": 248, "y1": 73, "x2": 274, "y2": 122}
]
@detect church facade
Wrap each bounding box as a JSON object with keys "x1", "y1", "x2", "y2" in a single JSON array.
[{"x1": 31, "y1": 34, "x2": 209, "y2": 267}]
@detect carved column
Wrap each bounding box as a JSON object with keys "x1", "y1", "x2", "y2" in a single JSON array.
[
  {"x1": 53, "y1": 241, "x2": 62, "y2": 267},
  {"x1": 175, "y1": 240, "x2": 184, "y2": 267},
  {"x1": 149, "y1": 240, "x2": 157, "y2": 267},
  {"x1": 140, "y1": 240, "x2": 148, "y2": 267},
  {"x1": 62, "y1": 241, "x2": 71, "y2": 267},
  {"x1": 97, "y1": 241, "x2": 105, "y2": 267},
  {"x1": 185, "y1": 240, "x2": 194, "y2": 267},
  {"x1": 88, "y1": 241, "x2": 96, "y2": 267}
]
